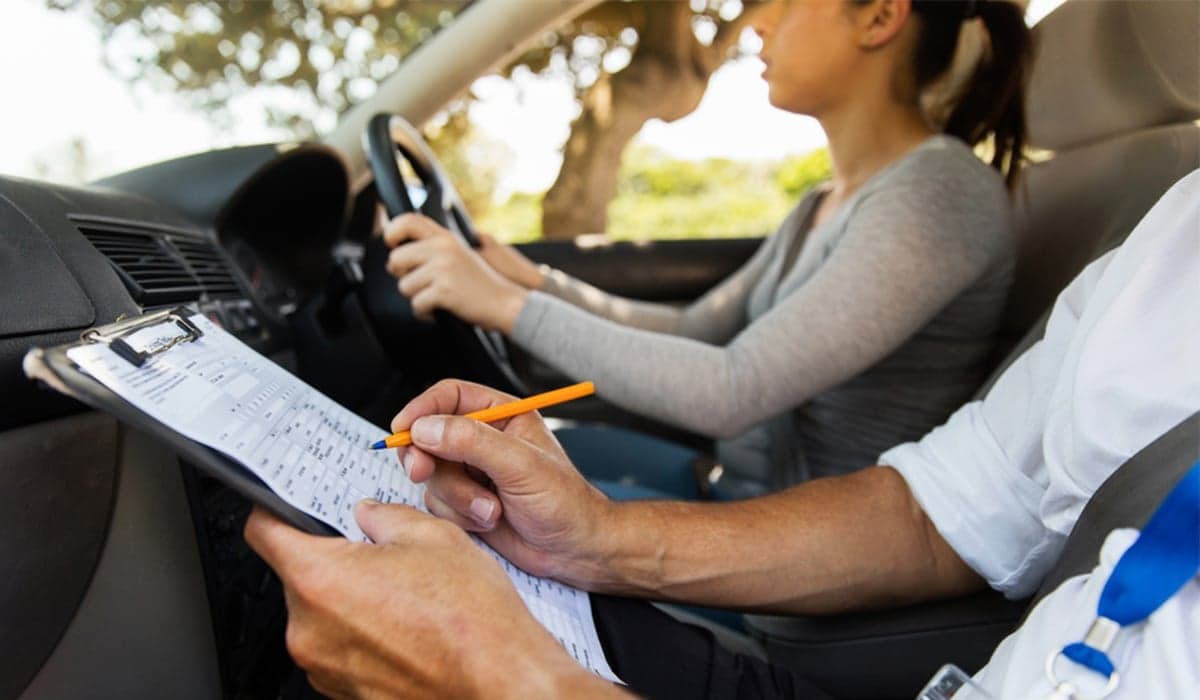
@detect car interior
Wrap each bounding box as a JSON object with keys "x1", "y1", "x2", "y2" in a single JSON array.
[
  {"x1": 1, "y1": 1, "x2": 1196, "y2": 699},
  {"x1": 743, "y1": 2, "x2": 1200, "y2": 696}
]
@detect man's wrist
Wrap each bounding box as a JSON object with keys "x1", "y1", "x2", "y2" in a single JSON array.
[
  {"x1": 526, "y1": 657, "x2": 628, "y2": 699},
  {"x1": 472, "y1": 622, "x2": 625, "y2": 700},
  {"x1": 550, "y1": 497, "x2": 657, "y2": 595}
]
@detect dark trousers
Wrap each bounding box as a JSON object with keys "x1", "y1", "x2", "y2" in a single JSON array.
[{"x1": 592, "y1": 595, "x2": 835, "y2": 699}]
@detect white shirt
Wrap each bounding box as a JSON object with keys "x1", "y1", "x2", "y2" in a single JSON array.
[
  {"x1": 881, "y1": 168, "x2": 1200, "y2": 698},
  {"x1": 975, "y1": 528, "x2": 1200, "y2": 699}
]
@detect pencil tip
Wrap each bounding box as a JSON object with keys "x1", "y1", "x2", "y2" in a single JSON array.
[{"x1": 369, "y1": 440, "x2": 385, "y2": 450}]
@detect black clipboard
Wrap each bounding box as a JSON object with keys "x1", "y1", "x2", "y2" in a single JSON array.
[{"x1": 22, "y1": 306, "x2": 338, "y2": 537}]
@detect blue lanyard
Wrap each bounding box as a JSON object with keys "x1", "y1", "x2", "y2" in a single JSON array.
[{"x1": 1047, "y1": 460, "x2": 1200, "y2": 693}]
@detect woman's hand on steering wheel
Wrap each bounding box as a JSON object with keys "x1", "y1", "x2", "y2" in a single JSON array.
[{"x1": 383, "y1": 213, "x2": 529, "y2": 334}]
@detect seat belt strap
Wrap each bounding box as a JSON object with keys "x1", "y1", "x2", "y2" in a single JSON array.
[
  {"x1": 1051, "y1": 462, "x2": 1200, "y2": 682},
  {"x1": 1028, "y1": 412, "x2": 1200, "y2": 611}
]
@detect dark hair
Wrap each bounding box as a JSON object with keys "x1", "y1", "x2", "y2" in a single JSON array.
[{"x1": 910, "y1": 0, "x2": 1033, "y2": 189}]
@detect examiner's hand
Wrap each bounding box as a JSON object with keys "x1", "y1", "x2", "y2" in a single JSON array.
[
  {"x1": 392, "y1": 379, "x2": 616, "y2": 588},
  {"x1": 382, "y1": 214, "x2": 528, "y2": 333},
  {"x1": 244, "y1": 503, "x2": 609, "y2": 700}
]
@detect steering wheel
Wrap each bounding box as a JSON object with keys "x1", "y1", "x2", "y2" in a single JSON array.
[{"x1": 362, "y1": 112, "x2": 526, "y2": 395}]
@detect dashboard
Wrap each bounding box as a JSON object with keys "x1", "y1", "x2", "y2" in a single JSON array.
[
  {"x1": 0, "y1": 143, "x2": 359, "y2": 431},
  {"x1": 0, "y1": 142, "x2": 382, "y2": 698}
]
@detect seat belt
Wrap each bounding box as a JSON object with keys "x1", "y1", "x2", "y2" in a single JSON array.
[{"x1": 1027, "y1": 411, "x2": 1200, "y2": 612}]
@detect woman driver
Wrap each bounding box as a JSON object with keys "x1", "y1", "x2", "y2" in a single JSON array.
[{"x1": 382, "y1": 0, "x2": 1032, "y2": 500}]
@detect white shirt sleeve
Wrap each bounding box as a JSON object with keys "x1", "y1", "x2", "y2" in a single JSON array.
[
  {"x1": 880, "y1": 169, "x2": 1200, "y2": 599},
  {"x1": 878, "y1": 250, "x2": 1112, "y2": 596}
]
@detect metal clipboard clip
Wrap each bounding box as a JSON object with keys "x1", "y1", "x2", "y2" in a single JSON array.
[{"x1": 80, "y1": 306, "x2": 204, "y2": 367}]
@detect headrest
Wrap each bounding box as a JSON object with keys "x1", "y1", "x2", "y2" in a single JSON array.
[{"x1": 1026, "y1": 0, "x2": 1200, "y2": 151}]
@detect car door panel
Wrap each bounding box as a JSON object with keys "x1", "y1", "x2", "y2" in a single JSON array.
[{"x1": 520, "y1": 236, "x2": 762, "y2": 302}]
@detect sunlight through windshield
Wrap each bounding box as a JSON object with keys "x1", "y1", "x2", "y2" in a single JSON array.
[{"x1": 1, "y1": 0, "x2": 470, "y2": 183}]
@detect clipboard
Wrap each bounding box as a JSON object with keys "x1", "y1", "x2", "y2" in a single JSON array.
[
  {"x1": 23, "y1": 306, "x2": 338, "y2": 537},
  {"x1": 23, "y1": 309, "x2": 627, "y2": 683}
]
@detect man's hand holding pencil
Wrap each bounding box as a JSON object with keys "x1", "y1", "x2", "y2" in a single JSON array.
[{"x1": 387, "y1": 379, "x2": 618, "y2": 588}]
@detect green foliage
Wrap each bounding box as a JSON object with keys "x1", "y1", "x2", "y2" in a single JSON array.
[
  {"x1": 485, "y1": 145, "x2": 826, "y2": 243},
  {"x1": 424, "y1": 110, "x2": 512, "y2": 219},
  {"x1": 776, "y1": 147, "x2": 832, "y2": 199},
  {"x1": 507, "y1": 1, "x2": 753, "y2": 96},
  {"x1": 477, "y1": 192, "x2": 544, "y2": 243},
  {"x1": 48, "y1": 0, "x2": 752, "y2": 137},
  {"x1": 48, "y1": 1, "x2": 762, "y2": 238},
  {"x1": 48, "y1": 1, "x2": 797, "y2": 243},
  {"x1": 47, "y1": 0, "x2": 471, "y2": 136},
  {"x1": 618, "y1": 147, "x2": 744, "y2": 197},
  {"x1": 606, "y1": 189, "x2": 794, "y2": 241},
  {"x1": 608, "y1": 146, "x2": 795, "y2": 239}
]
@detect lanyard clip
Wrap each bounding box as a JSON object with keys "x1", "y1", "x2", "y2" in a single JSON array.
[
  {"x1": 1044, "y1": 642, "x2": 1120, "y2": 699},
  {"x1": 1044, "y1": 681, "x2": 1078, "y2": 700},
  {"x1": 1081, "y1": 616, "x2": 1120, "y2": 653}
]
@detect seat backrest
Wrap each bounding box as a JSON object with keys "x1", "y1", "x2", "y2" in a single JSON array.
[{"x1": 995, "y1": 0, "x2": 1200, "y2": 344}]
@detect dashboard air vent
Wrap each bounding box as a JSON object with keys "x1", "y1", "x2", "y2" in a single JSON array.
[{"x1": 78, "y1": 223, "x2": 240, "y2": 306}]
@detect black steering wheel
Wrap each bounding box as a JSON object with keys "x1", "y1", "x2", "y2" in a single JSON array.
[{"x1": 362, "y1": 112, "x2": 525, "y2": 395}]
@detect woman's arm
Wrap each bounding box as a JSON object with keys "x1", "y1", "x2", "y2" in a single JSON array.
[
  {"x1": 512, "y1": 178, "x2": 1011, "y2": 438},
  {"x1": 534, "y1": 228, "x2": 783, "y2": 342},
  {"x1": 382, "y1": 211, "x2": 786, "y2": 343}
]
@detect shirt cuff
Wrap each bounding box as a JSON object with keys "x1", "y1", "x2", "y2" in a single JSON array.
[{"x1": 879, "y1": 402, "x2": 1050, "y2": 599}]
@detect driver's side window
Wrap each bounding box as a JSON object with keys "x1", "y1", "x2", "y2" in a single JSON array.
[{"x1": 423, "y1": 1, "x2": 830, "y2": 246}]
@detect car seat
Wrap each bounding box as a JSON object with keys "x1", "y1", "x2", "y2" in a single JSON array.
[
  {"x1": 742, "y1": 1, "x2": 1200, "y2": 697},
  {"x1": 986, "y1": 0, "x2": 1200, "y2": 377}
]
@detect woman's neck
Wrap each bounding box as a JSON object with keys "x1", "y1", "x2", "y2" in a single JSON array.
[{"x1": 819, "y1": 99, "x2": 934, "y2": 200}]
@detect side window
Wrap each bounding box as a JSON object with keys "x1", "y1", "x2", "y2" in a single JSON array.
[
  {"x1": 467, "y1": 0, "x2": 1068, "y2": 245},
  {"x1": 432, "y1": 79, "x2": 832, "y2": 246},
  {"x1": 427, "y1": 2, "x2": 832, "y2": 245}
]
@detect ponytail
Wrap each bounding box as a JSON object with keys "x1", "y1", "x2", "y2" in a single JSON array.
[{"x1": 912, "y1": 0, "x2": 1033, "y2": 189}]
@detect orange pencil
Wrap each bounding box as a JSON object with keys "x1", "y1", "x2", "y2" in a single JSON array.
[{"x1": 369, "y1": 381, "x2": 595, "y2": 449}]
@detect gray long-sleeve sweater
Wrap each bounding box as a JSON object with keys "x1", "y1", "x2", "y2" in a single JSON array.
[{"x1": 512, "y1": 135, "x2": 1015, "y2": 487}]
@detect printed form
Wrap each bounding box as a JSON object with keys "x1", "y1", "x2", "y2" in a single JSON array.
[{"x1": 67, "y1": 314, "x2": 619, "y2": 683}]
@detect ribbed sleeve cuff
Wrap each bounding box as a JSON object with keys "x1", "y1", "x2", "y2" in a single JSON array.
[
  {"x1": 537, "y1": 265, "x2": 572, "y2": 299},
  {"x1": 511, "y1": 290, "x2": 555, "y2": 349}
]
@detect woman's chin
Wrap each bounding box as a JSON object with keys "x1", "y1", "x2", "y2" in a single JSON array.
[{"x1": 765, "y1": 92, "x2": 807, "y2": 117}]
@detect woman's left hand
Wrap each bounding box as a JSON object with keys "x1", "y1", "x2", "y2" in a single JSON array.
[{"x1": 382, "y1": 214, "x2": 528, "y2": 333}]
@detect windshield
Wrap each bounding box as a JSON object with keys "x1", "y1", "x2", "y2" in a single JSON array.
[{"x1": 1, "y1": 0, "x2": 471, "y2": 184}]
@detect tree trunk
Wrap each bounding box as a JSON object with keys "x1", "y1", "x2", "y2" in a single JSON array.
[{"x1": 540, "y1": 2, "x2": 758, "y2": 239}]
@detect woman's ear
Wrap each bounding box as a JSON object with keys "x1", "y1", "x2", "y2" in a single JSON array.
[{"x1": 855, "y1": 0, "x2": 912, "y2": 50}]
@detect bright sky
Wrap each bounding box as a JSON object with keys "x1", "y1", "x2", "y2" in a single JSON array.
[
  {"x1": 0, "y1": 0, "x2": 293, "y2": 184},
  {"x1": 0, "y1": 0, "x2": 1064, "y2": 190}
]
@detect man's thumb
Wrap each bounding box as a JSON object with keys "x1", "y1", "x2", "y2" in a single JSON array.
[{"x1": 409, "y1": 414, "x2": 541, "y2": 491}]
